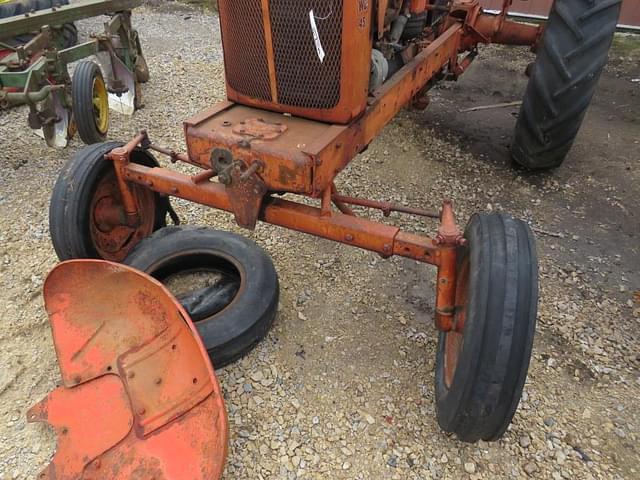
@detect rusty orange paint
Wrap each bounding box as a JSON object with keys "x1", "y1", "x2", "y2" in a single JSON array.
[
  {"x1": 118, "y1": 159, "x2": 458, "y2": 333},
  {"x1": 121, "y1": 161, "x2": 442, "y2": 267},
  {"x1": 27, "y1": 375, "x2": 133, "y2": 479},
  {"x1": 89, "y1": 166, "x2": 156, "y2": 262},
  {"x1": 434, "y1": 201, "x2": 465, "y2": 332},
  {"x1": 181, "y1": 7, "x2": 542, "y2": 199},
  {"x1": 444, "y1": 254, "x2": 470, "y2": 387},
  {"x1": 219, "y1": 0, "x2": 373, "y2": 124},
  {"x1": 377, "y1": 0, "x2": 390, "y2": 38},
  {"x1": 410, "y1": 0, "x2": 428, "y2": 14},
  {"x1": 102, "y1": 0, "x2": 543, "y2": 337},
  {"x1": 29, "y1": 260, "x2": 228, "y2": 479}
]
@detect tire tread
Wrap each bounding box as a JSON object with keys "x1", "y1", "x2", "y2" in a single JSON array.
[
  {"x1": 435, "y1": 213, "x2": 538, "y2": 442},
  {"x1": 512, "y1": 0, "x2": 622, "y2": 169},
  {"x1": 49, "y1": 142, "x2": 167, "y2": 260},
  {"x1": 124, "y1": 226, "x2": 279, "y2": 368},
  {"x1": 73, "y1": 61, "x2": 107, "y2": 145}
]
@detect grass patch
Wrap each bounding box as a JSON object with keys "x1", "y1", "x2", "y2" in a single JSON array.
[{"x1": 611, "y1": 33, "x2": 640, "y2": 60}]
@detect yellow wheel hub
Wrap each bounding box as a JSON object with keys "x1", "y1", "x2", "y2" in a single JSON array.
[{"x1": 92, "y1": 75, "x2": 109, "y2": 135}]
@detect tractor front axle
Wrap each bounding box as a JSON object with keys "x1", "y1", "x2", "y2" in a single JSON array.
[{"x1": 106, "y1": 131, "x2": 463, "y2": 334}]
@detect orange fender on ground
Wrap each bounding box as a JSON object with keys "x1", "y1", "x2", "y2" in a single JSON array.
[{"x1": 28, "y1": 260, "x2": 228, "y2": 479}]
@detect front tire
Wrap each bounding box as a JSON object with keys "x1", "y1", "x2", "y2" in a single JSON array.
[
  {"x1": 49, "y1": 142, "x2": 169, "y2": 262},
  {"x1": 512, "y1": 0, "x2": 622, "y2": 170},
  {"x1": 435, "y1": 213, "x2": 538, "y2": 442}
]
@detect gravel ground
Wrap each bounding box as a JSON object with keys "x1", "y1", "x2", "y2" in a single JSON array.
[{"x1": 0, "y1": 4, "x2": 638, "y2": 479}]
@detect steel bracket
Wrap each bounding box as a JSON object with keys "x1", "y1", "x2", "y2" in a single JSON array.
[{"x1": 211, "y1": 148, "x2": 267, "y2": 229}]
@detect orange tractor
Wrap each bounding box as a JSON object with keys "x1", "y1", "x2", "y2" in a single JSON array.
[{"x1": 41, "y1": 0, "x2": 621, "y2": 476}]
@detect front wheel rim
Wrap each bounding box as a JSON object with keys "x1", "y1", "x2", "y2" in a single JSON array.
[
  {"x1": 90, "y1": 170, "x2": 155, "y2": 261},
  {"x1": 443, "y1": 255, "x2": 469, "y2": 389}
]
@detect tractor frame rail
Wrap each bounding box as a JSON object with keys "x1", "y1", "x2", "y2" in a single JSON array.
[
  {"x1": 104, "y1": 0, "x2": 542, "y2": 334},
  {"x1": 108, "y1": 130, "x2": 463, "y2": 334}
]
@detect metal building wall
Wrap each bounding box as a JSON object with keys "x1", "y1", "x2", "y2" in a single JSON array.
[{"x1": 481, "y1": 0, "x2": 639, "y2": 29}]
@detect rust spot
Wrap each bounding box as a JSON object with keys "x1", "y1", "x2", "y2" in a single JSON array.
[
  {"x1": 134, "y1": 291, "x2": 168, "y2": 324},
  {"x1": 278, "y1": 165, "x2": 298, "y2": 185}
]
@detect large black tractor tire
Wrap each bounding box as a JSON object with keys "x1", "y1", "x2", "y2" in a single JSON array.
[
  {"x1": 435, "y1": 213, "x2": 538, "y2": 442},
  {"x1": 0, "y1": 0, "x2": 76, "y2": 48},
  {"x1": 50, "y1": 141, "x2": 170, "y2": 262},
  {"x1": 124, "y1": 226, "x2": 280, "y2": 368},
  {"x1": 512, "y1": 0, "x2": 622, "y2": 170}
]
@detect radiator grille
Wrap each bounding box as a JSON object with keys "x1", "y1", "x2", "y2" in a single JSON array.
[
  {"x1": 269, "y1": 0, "x2": 343, "y2": 109},
  {"x1": 219, "y1": 0, "x2": 272, "y2": 102}
]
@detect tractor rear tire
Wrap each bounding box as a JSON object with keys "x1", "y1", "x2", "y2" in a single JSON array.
[
  {"x1": 435, "y1": 213, "x2": 538, "y2": 442},
  {"x1": 512, "y1": 0, "x2": 622, "y2": 170},
  {"x1": 60, "y1": 22, "x2": 77, "y2": 49},
  {"x1": 402, "y1": 13, "x2": 428, "y2": 40}
]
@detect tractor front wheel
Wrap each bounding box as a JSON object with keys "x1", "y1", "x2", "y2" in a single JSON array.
[
  {"x1": 435, "y1": 213, "x2": 538, "y2": 442},
  {"x1": 512, "y1": 0, "x2": 622, "y2": 169},
  {"x1": 49, "y1": 141, "x2": 170, "y2": 262}
]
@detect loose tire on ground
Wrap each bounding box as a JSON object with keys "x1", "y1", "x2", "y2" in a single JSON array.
[
  {"x1": 124, "y1": 226, "x2": 280, "y2": 368},
  {"x1": 50, "y1": 141, "x2": 170, "y2": 262},
  {"x1": 72, "y1": 61, "x2": 109, "y2": 145},
  {"x1": 512, "y1": 0, "x2": 622, "y2": 169},
  {"x1": 435, "y1": 213, "x2": 538, "y2": 442}
]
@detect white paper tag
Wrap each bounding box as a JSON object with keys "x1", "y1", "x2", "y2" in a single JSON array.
[{"x1": 309, "y1": 10, "x2": 325, "y2": 63}]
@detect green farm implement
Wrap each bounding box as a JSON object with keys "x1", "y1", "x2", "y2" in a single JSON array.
[{"x1": 0, "y1": 0, "x2": 148, "y2": 147}]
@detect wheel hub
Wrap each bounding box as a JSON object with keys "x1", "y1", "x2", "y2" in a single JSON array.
[
  {"x1": 90, "y1": 170, "x2": 155, "y2": 261},
  {"x1": 92, "y1": 75, "x2": 109, "y2": 135}
]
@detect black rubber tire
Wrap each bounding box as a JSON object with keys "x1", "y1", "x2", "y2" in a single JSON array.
[
  {"x1": 428, "y1": 0, "x2": 449, "y2": 31},
  {"x1": 435, "y1": 213, "x2": 538, "y2": 442},
  {"x1": 124, "y1": 226, "x2": 280, "y2": 368},
  {"x1": 72, "y1": 61, "x2": 109, "y2": 145},
  {"x1": 50, "y1": 141, "x2": 169, "y2": 261},
  {"x1": 512, "y1": 0, "x2": 622, "y2": 170},
  {"x1": 59, "y1": 22, "x2": 77, "y2": 49},
  {"x1": 402, "y1": 12, "x2": 428, "y2": 40}
]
